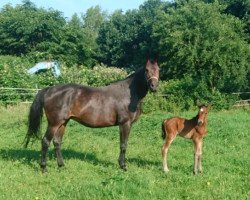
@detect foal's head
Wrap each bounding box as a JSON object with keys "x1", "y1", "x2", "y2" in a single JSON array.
[
  {"x1": 145, "y1": 59, "x2": 160, "y2": 92},
  {"x1": 197, "y1": 104, "x2": 211, "y2": 126}
]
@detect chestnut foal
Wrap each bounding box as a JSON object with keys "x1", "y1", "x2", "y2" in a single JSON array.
[{"x1": 161, "y1": 104, "x2": 211, "y2": 174}]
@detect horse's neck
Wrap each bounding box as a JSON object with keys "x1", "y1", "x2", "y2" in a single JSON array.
[{"x1": 130, "y1": 68, "x2": 148, "y2": 99}]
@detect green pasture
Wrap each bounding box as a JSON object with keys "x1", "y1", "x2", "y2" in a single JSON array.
[{"x1": 0, "y1": 105, "x2": 249, "y2": 200}]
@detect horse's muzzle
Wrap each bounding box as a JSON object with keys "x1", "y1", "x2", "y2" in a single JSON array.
[
  {"x1": 148, "y1": 78, "x2": 159, "y2": 92},
  {"x1": 149, "y1": 82, "x2": 159, "y2": 92}
]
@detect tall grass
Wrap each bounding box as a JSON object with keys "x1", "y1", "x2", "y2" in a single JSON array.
[{"x1": 0, "y1": 105, "x2": 249, "y2": 199}]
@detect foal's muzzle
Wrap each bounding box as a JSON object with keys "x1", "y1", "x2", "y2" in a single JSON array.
[{"x1": 197, "y1": 120, "x2": 203, "y2": 126}]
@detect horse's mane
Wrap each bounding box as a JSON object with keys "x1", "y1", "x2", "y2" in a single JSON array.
[{"x1": 108, "y1": 67, "x2": 145, "y2": 86}]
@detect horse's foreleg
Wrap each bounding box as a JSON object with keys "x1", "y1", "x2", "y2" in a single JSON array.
[
  {"x1": 118, "y1": 122, "x2": 131, "y2": 171},
  {"x1": 53, "y1": 125, "x2": 66, "y2": 168},
  {"x1": 162, "y1": 133, "x2": 175, "y2": 173},
  {"x1": 193, "y1": 138, "x2": 202, "y2": 175},
  {"x1": 41, "y1": 127, "x2": 54, "y2": 173}
]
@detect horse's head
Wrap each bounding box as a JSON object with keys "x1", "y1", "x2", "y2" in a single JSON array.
[
  {"x1": 197, "y1": 104, "x2": 211, "y2": 126},
  {"x1": 145, "y1": 59, "x2": 160, "y2": 92}
]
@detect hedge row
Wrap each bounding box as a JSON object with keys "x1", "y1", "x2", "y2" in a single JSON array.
[{"x1": 0, "y1": 56, "x2": 237, "y2": 111}]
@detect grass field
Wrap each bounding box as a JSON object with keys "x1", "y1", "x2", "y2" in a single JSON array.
[{"x1": 0, "y1": 105, "x2": 249, "y2": 200}]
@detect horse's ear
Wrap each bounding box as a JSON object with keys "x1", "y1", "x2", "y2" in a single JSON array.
[
  {"x1": 146, "y1": 58, "x2": 152, "y2": 69},
  {"x1": 154, "y1": 55, "x2": 159, "y2": 64}
]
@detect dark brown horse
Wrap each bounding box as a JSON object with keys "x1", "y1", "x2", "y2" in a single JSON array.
[
  {"x1": 25, "y1": 60, "x2": 159, "y2": 172},
  {"x1": 161, "y1": 104, "x2": 211, "y2": 175}
]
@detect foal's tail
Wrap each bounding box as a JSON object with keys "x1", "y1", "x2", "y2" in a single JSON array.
[
  {"x1": 162, "y1": 120, "x2": 166, "y2": 140},
  {"x1": 24, "y1": 88, "x2": 48, "y2": 148}
]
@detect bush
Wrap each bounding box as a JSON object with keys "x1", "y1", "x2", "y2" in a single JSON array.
[
  {"x1": 60, "y1": 63, "x2": 128, "y2": 86},
  {"x1": 142, "y1": 92, "x2": 168, "y2": 114},
  {"x1": 158, "y1": 77, "x2": 238, "y2": 111},
  {"x1": 0, "y1": 57, "x2": 128, "y2": 103},
  {"x1": 0, "y1": 56, "x2": 238, "y2": 110}
]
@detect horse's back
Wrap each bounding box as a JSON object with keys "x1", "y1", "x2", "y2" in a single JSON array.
[{"x1": 42, "y1": 83, "x2": 130, "y2": 128}]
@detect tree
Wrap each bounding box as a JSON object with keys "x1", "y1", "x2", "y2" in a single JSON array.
[
  {"x1": 219, "y1": 0, "x2": 250, "y2": 42},
  {"x1": 59, "y1": 13, "x2": 84, "y2": 65},
  {"x1": 0, "y1": 0, "x2": 66, "y2": 59},
  {"x1": 97, "y1": 0, "x2": 169, "y2": 68},
  {"x1": 81, "y1": 6, "x2": 106, "y2": 66},
  {"x1": 153, "y1": 0, "x2": 249, "y2": 92}
]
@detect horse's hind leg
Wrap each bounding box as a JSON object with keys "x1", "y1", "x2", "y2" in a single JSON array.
[
  {"x1": 41, "y1": 126, "x2": 56, "y2": 173},
  {"x1": 53, "y1": 124, "x2": 67, "y2": 168}
]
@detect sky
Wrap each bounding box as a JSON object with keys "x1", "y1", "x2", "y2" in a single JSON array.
[{"x1": 0, "y1": 0, "x2": 147, "y2": 18}]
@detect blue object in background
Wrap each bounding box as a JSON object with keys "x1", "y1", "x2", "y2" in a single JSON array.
[{"x1": 27, "y1": 61, "x2": 61, "y2": 77}]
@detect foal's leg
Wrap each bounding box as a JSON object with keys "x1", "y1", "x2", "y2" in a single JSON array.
[
  {"x1": 162, "y1": 133, "x2": 175, "y2": 173},
  {"x1": 118, "y1": 122, "x2": 131, "y2": 171},
  {"x1": 53, "y1": 124, "x2": 66, "y2": 168},
  {"x1": 41, "y1": 126, "x2": 57, "y2": 173},
  {"x1": 193, "y1": 138, "x2": 203, "y2": 175}
]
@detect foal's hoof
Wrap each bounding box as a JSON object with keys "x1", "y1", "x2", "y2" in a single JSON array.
[
  {"x1": 163, "y1": 167, "x2": 169, "y2": 174},
  {"x1": 193, "y1": 171, "x2": 198, "y2": 175}
]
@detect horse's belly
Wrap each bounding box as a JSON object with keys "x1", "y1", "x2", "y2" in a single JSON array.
[{"x1": 73, "y1": 106, "x2": 117, "y2": 128}]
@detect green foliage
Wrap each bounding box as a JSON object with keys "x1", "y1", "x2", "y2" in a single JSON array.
[
  {"x1": 142, "y1": 92, "x2": 168, "y2": 114},
  {"x1": 97, "y1": 0, "x2": 169, "y2": 69},
  {"x1": 0, "y1": 2, "x2": 65, "y2": 56},
  {"x1": 160, "y1": 77, "x2": 238, "y2": 111},
  {"x1": 60, "y1": 64, "x2": 128, "y2": 86},
  {"x1": 0, "y1": 55, "x2": 238, "y2": 110},
  {"x1": 0, "y1": 2, "x2": 107, "y2": 66},
  {"x1": 142, "y1": 77, "x2": 238, "y2": 113},
  {"x1": 0, "y1": 56, "x2": 128, "y2": 103},
  {"x1": 0, "y1": 0, "x2": 249, "y2": 110},
  {"x1": 153, "y1": 0, "x2": 250, "y2": 93},
  {"x1": 0, "y1": 105, "x2": 249, "y2": 199}
]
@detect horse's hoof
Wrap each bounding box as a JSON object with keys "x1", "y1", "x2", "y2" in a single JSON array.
[
  {"x1": 58, "y1": 163, "x2": 65, "y2": 168},
  {"x1": 120, "y1": 165, "x2": 127, "y2": 171}
]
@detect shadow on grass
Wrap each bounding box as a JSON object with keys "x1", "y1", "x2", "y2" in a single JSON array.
[
  {"x1": 0, "y1": 148, "x2": 115, "y2": 169},
  {"x1": 128, "y1": 157, "x2": 194, "y2": 175},
  {"x1": 128, "y1": 157, "x2": 161, "y2": 168}
]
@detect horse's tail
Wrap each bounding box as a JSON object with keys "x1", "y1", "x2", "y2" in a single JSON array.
[
  {"x1": 24, "y1": 88, "x2": 48, "y2": 148},
  {"x1": 162, "y1": 120, "x2": 166, "y2": 140}
]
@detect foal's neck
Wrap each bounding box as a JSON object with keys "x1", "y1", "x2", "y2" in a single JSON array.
[{"x1": 191, "y1": 115, "x2": 207, "y2": 127}]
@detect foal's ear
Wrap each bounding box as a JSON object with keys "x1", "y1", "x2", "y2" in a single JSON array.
[
  {"x1": 207, "y1": 103, "x2": 213, "y2": 109},
  {"x1": 196, "y1": 100, "x2": 203, "y2": 108}
]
